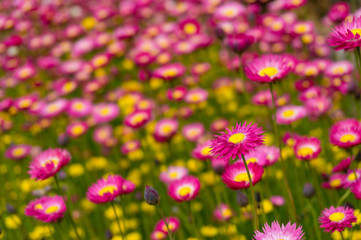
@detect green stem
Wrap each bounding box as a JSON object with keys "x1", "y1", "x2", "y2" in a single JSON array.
[
  {"x1": 54, "y1": 176, "x2": 81, "y2": 240},
  {"x1": 340, "y1": 231, "x2": 346, "y2": 240},
  {"x1": 307, "y1": 199, "x2": 322, "y2": 240},
  {"x1": 241, "y1": 154, "x2": 259, "y2": 230},
  {"x1": 269, "y1": 83, "x2": 298, "y2": 223},
  {"x1": 187, "y1": 201, "x2": 200, "y2": 239},
  {"x1": 337, "y1": 190, "x2": 352, "y2": 206},
  {"x1": 156, "y1": 205, "x2": 174, "y2": 240},
  {"x1": 111, "y1": 201, "x2": 125, "y2": 240}
]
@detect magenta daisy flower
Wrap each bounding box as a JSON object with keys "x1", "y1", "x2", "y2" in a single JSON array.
[
  {"x1": 25, "y1": 195, "x2": 66, "y2": 222},
  {"x1": 293, "y1": 136, "x2": 321, "y2": 160},
  {"x1": 168, "y1": 176, "x2": 200, "y2": 202},
  {"x1": 329, "y1": 119, "x2": 361, "y2": 148},
  {"x1": 254, "y1": 221, "x2": 304, "y2": 240},
  {"x1": 182, "y1": 122, "x2": 204, "y2": 142},
  {"x1": 160, "y1": 166, "x2": 189, "y2": 184},
  {"x1": 322, "y1": 173, "x2": 346, "y2": 189},
  {"x1": 213, "y1": 204, "x2": 233, "y2": 222},
  {"x1": 87, "y1": 175, "x2": 124, "y2": 204},
  {"x1": 276, "y1": 105, "x2": 307, "y2": 125},
  {"x1": 244, "y1": 54, "x2": 293, "y2": 83},
  {"x1": 222, "y1": 162, "x2": 264, "y2": 189},
  {"x1": 28, "y1": 148, "x2": 71, "y2": 180},
  {"x1": 210, "y1": 122, "x2": 264, "y2": 161},
  {"x1": 5, "y1": 144, "x2": 31, "y2": 160},
  {"x1": 192, "y1": 140, "x2": 213, "y2": 161},
  {"x1": 154, "y1": 216, "x2": 180, "y2": 235},
  {"x1": 328, "y1": 17, "x2": 361, "y2": 51},
  {"x1": 319, "y1": 206, "x2": 356, "y2": 232}
]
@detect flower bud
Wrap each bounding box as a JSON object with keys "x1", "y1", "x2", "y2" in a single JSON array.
[
  {"x1": 303, "y1": 183, "x2": 315, "y2": 198},
  {"x1": 236, "y1": 191, "x2": 249, "y2": 207},
  {"x1": 144, "y1": 186, "x2": 160, "y2": 205}
]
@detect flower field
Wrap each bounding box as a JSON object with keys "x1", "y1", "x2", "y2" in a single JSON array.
[{"x1": 2, "y1": 0, "x2": 361, "y2": 239}]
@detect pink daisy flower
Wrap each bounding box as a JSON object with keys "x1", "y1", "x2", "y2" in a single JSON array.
[
  {"x1": 87, "y1": 175, "x2": 124, "y2": 204},
  {"x1": 276, "y1": 105, "x2": 307, "y2": 125},
  {"x1": 256, "y1": 145, "x2": 280, "y2": 167},
  {"x1": 153, "y1": 118, "x2": 178, "y2": 142},
  {"x1": 182, "y1": 122, "x2": 204, "y2": 142},
  {"x1": 66, "y1": 122, "x2": 88, "y2": 138},
  {"x1": 322, "y1": 173, "x2": 346, "y2": 189},
  {"x1": 210, "y1": 122, "x2": 264, "y2": 161},
  {"x1": 67, "y1": 99, "x2": 92, "y2": 118},
  {"x1": 213, "y1": 204, "x2": 233, "y2": 222},
  {"x1": 160, "y1": 166, "x2": 189, "y2": 184},
  {"x1": 168, "y1": 176, "x2": 200, "y2": 202},
  {"x1": 124, "y1": 110, "x2": 151, "y2": 129},
  {"x1": 121, "y1": 140, "x2": 141, "y2": 154},
  {"x1": 293, "y1": 136, "x2": 321, "y2": 160},
  {"x1": 153, "y1": 63, "x2": 185, "y2": 81},
  {"x1": 5, "y1": 144, "x2": 31, "y2": 160},
  {"x1": 192, "y1": 140, "x2": 213, "y2": 161},
  {"x1": 254, "y1": 221, "x2": 304, "y2": 240},
  {"x1": 154, "y1": 217, "x2": 180, "y2": 235},
  {"x1": 28, "y1": 148, "x2": 71, "y2": 180},
  {"x1": 343, "y1": 170, "x2": 361, "y2": 187},
  {"x1": 222, "y1": 162, "x2": 264, "y2": 189},
  {"x1": 25, "y1": 195, "x2": 66, "y2": 222},
  {"x1": 244, "y1": 54, "x2": 293, "y2": 83},
  {"x1": 92, "y1": 103, "x2": 120, "y2": 124},
  {"x1": 329, "y1": 119, "x2": 361, "y2": 148},
  {"x1": 328, "y1": 17, "x2": 361, "y2": 51},
  {"x1": 270, "y1": 196, "x2": 286, "y2": 207},
  {"x1": 319, "y1": 206, "x2": 356, "y2": 232}
]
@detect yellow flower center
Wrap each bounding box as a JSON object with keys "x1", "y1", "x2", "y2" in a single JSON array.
[
  {"x1": 258, "y1": 67, "x2": 278, "y2": 77},
  {"x1": 282, "y1": 109, "x2": 295, "y2": 118},
  {"x1": 295, "y1": 24, "x2": 308, "y2": 34},
  {"x1": 98, "y1": 185, "x2": 117, "y2": 196},
  {"x1": 178, "y1": 186, "x2": 192, "y2": 197},
  {"x1": 292, "y1": 0, "x2": 302, "y2": 4},
  {"x1": 351, "y1": 28, "x2": 361, "y2": 36},
  {"x1": 190, "y1": 94, "x2": 201, "y2": 102},
  {"x1": 162, "y1": 68, "x2": 177, "y2": 78},
  {"x1": 246, "y1": 157, "x2": 258, "y2": 163},
  {"x1": 184, "y1": 23, "x2": 197, "y2": 34},
  {"x1": 19, "y1": 68, "x2": 32, "y2": 78},
  {"x1": 34, "y1": 204, "x2": 43, "y2": 210},
  {"x1": 12, "y1": 148, "x2": 25, "y2": 157},
  {"x1": 330, "y1": 179, "x2": 341, "y2": 187},
  {"x1": 73, "y1": 102, "x2": 84, "y2": 111},
  {"x1": 297, "y1": 147, "x2": 314, "y2": 157},
  {"x1": 201, "y1": 146, "x2": 212, "y2": 156},
  {"x1": 222, "y1": 208, "x2": 232, "y2": 217},
  {"x1": 162, "y1": 222, "x2": 175, "y2": 232},
  {"x1": 41, "y1": 158, "x2": 59, "y2": 168},
  {"x1": 329, "y1": 212, "x2": 345, "y2": 222},
  {"x1": 45, "y1": 205, "x2": 59, "y2": 214},
  {"x1": 169, "y1": 172, "x2": 178, "y2": 179},
  {"x1": 155, "y1": 231, "x2": 166, "y2": 239},
  {"x1": 131, "y1": 114, "x2": 146, "y2": 125},
  {"x1": 63, "y1": 82, "x2": 75, "y2": 92},
  {"x1": 19, "y1": 99, "x2": 32, "y2": 108},
  {"x1": 340, "y1": 133, "x2": 356, "y2": 143},
  {"x1": 161, "y1": 124, "x2": 173, "y2": 134},
  {"x1": 234, "y1": 172, "x2": 251, "y2": 182},
  {"x1": 228, "y1": 133, "x2": 245, "y2": 144},
  {"x1": 99, "y1": 107, "x2": 110, "y2": 116},
  {"x1": 348, "y1": 173, "x2": 357, "y2": 182},
  {"x1": 332, "y1": 66, "x2": 345, "y2": 75},
  {"x1": 71, "y1": 125, "x2": 85, "y2": 135},
  {"x1": 173, "y1": 90, "x2": 183, "y2": 99},
  {"x1": 224, "y1": 9, "x2": 235, "y2": 17}
]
